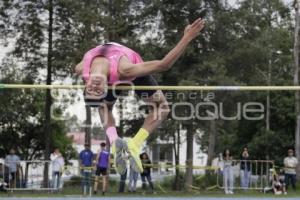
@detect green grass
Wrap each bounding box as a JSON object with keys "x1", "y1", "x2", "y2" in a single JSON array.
[
  {"x1": 1, "y1": 177, "x2": 300, "y2": 198},
  {"x1": 1, "y1": 186, "x2": 300, "y2": 198}
]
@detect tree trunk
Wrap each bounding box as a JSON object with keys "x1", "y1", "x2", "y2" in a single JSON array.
[
  {"x1": 207, "y1": 119, "x2": 216, "y2": 166},
  {"x1": 173, "y1": 122, "x2": 181, "y2": 190},
  {"x1": 43, "y1": 0, "x2": 53, "y2": 188},
  {"x1": 266, "y1": 59, "x2": 271, "y2": 131},
  {"x1": 24, "y1": 162, "x2": 30, "y2": 188},
  {"x1": 293, "y1": 0, "x2": 300, "y2": 180},
  {"x1": 85, "y1": 105, "x2": 92, "y2": 147},
  {"x1": 185, "y1": 123, "x2": 194, "y2": 191}
]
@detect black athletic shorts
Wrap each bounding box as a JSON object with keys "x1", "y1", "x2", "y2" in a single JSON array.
[
  {"x1": 95, "y1": 167, "x2": 108, "y2": 176},
  {"x1": 84, "y1": 75, "x2": 158, "y2": 107}
]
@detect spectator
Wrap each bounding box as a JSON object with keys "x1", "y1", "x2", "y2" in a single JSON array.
[
  {"x1": 240, "y1": 147, "x2": 251, "y2": 189},
  {"x1": 140, "y1": 152, "x2": 154, "y2": 193},
  {"x1": 128, "y1": 158, "x2": 139, "y2": 192},
  {"x1": 50, "y1": 148, "x2": 65, "y2": 189},
  {"x1": 211, "y1": 153, "x2": 224, "y2": 174},
  {"x1": 0, "y1": 158, "x2": 8, "y2": 191},
  {"x1": 5, "y1": 148, "x2": 20, "y2": 188},
  {"x1": 284, "y1": 148, "x2": 298, "y2": 191},
  {"x1": 93, "y1": 142, "x2": 109, "y2": 196},
  {"x1": 223, "y1": 149, "x2": 234, "y2": 194},
  {"x1": 272, "y1": 173, "x2": 287, "y2": 195},
  {"x1": 79, "y1": 143, "x2": 94, "y2": 195}
]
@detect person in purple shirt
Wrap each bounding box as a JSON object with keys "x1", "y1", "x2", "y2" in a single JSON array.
[
  {"x1": 93, "y1": 142, "x2": 110, "y2": 196},
  {"x1": 79, "y1": 143, "x2": 94, "y2": 195}
]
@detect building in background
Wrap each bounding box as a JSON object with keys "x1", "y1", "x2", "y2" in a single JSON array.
[
  {"x1": 67, "y1": 132, "x2": 104, "y2": 153},
  {"x1": 144, "y1": 130, "x2": 207, "y2": 174}
]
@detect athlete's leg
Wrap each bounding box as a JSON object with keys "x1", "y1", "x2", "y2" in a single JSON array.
[
  {"x1": 98, "y1": 102, "x2": 127, "y2": 175},
  {"x1": 131, "y1": 90, "x2": 169, "y2": 148},
  {"x1": 141, "y1": 90, "x2": 170, "y2": 133},
  {"x1": 125, "y1": 75, "x2": 169, "y2": 173},
  {"x1": 98, "y1": 102, "x2": 117, "y2": 140},
  {"x1": 126, "y1": 90, "x2": 169, "y2": 172}
]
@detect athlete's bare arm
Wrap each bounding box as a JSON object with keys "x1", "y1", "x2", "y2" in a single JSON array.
[{"x1": 119, "y1": 18, "x2": 205, "y2": 78}]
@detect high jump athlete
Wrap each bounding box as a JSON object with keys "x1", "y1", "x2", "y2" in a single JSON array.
[{"x1": 75, "y1": 18, "x2": 205, "y2": 175}]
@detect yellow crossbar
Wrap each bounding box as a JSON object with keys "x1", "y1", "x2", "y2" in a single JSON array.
[{"x1": 1, "y1": 84, "x2": 300, "y2": 91}]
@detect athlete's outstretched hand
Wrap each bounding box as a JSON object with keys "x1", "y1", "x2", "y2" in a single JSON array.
[{"x1": 183, "y1": 18, "x2": 205, "y2": 41}]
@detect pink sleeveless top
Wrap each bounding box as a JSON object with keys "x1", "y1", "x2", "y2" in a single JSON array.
[{"x1": 82, "y1": 42, "x2": 143, "y2": 84}]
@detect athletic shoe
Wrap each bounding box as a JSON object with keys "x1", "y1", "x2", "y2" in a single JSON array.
[
  {"x1": 124, "y1": 138, "x2": 143, "y2": 173},
  {"x1": 111, "y1": 138, "x2": 127, "y2": 175}
]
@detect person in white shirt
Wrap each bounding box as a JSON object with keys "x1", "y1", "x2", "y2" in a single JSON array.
[
  {"x1": 5, "y1": 149, "x2": 20, "y2": 188},
  {"x1": 51, "y1": 148, "x2": 65, "y2": 189},
  {"x1": 223, "y1": 149, "x2": 234, "y2": 195},
  {"x1": 284, "y1": 149, "x2": 298, "y2": 190}
]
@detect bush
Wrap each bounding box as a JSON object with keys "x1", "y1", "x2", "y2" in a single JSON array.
[
  {"x1": 64, "y1": 176, "x2": 82, "y2": 187},
  {"x1": 63, "y1": 175, "x2": 118, "y2": 188},
  {"x1": 160, "y1": 172, "x2": 185, "y2": 190},
  {"x1": 160, "y1": 172, "x2": 219, "y2": 191}
]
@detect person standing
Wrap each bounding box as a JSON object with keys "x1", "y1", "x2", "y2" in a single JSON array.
[
  {"x1": 240, "y1": 147, "x2": 251, "y2": 189},
  {"x1": 50, "y1": 148, "x2": 65, "y2": 189},
  {"x1": 241, "y1": 147, "x2": 251, "y2": 190},
  {"x1": 128, "y1": 158, "x2": 139, "y2": 192},
  {"x1": 140, "y1": 153, "x2": 154, "y2": 193},
  {"x1": 223, "y1": 149, "x2": 234, "y2": 194},
  {"x1": 93, "y1": 142, "x2": 110, "y2": 196},
  {"x1": 5, "y1": 148, "x2": 20, "y2": 188},
  {"x1": 284, "y1": 148, "x2": 298, "y2": 191},
  {"x1": 79, "y1": 143, "x2": 94, "y2": 195}
]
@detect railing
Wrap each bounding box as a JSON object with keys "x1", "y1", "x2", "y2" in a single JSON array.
[
  {"x1": 0, "y1": 159, "x2": 275, "y2": 193},
  {"x1": 0, "y1": 160, "x2": 61, "y2": 191},
  {"x1": 217, "y1": 159, "x2": 275, "y2": 190}
]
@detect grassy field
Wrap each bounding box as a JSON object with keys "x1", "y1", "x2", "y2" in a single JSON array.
[
  {"x1": 1, "y1": 177, "x2": 300, "y2": 198},
  {"x1": 1, "y1": 185, "x2": 300, "y2": 198}
]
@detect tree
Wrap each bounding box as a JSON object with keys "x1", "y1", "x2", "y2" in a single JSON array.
[
  {"x1": 293, "y1": 0, "x2": 300, "y2": 178},
  {"x1": 0, "y1": 0, "x2": 82, "y2": 185},
  {"x1": 0, "y1": 66, "x2": 75, "y2": 185}
]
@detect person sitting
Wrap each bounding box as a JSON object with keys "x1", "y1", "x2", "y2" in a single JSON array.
[{"x1": 272, "y1": 174, "x2": 287, "y2": 195}]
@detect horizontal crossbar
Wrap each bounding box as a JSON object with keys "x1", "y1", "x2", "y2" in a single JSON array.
[{"x1": 1, "y1": 84, "x2": 300, "y2": 91}]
